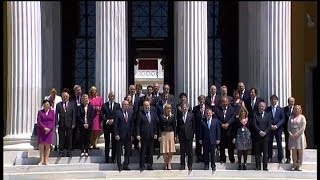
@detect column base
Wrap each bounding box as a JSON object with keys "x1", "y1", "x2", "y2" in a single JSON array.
[{"x1": 4, "y1": 134, "x2": 38, "y2": 150}]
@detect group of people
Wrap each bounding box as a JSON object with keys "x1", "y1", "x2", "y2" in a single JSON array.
[{"x1": 36, "y1": 82, "x2": 307, "y2": 172}]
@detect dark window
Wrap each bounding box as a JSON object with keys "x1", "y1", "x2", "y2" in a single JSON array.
[
  {"x1": 132, "y1": 1, "x2": 168, "y2": 38},
  {"x1": 208, "y1": 1, "x2": 222, "y2": 90},
  {"x1": 74, "y1": 1, "x2": 96, "y2": 92}
]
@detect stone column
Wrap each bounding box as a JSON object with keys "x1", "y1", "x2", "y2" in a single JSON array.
[
  {"x1": 239, "y1": 2, "x2": 291, "y2": 107},
  {"x1": 174, "y1": 1, "x2": 208, "y2": 108},
  {"x1": 41, "y1": 1, "x2": 61, "y2": 97},
  {"x1": 96, "y1": 1, "x2": 127, "y2": 103},
  {"x1": 6, "y1": 1, "x2": 42, "y2": 137}
]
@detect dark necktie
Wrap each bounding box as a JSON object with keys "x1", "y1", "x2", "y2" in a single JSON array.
[{"x1": 124, "y1": 111, "x2": 128, "y2": 123}]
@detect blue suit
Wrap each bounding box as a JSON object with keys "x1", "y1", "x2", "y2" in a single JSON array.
[
  {"x1": 199, "y1": 117, "x2": 221, "y2": 167},
  {"x1": 266, "y1": 106, "x2": 285, "y2": 162}
]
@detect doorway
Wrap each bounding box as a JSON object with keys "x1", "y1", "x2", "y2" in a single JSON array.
[{"x1": 128, "y1": 1, "x2": 174, "y2": 93}]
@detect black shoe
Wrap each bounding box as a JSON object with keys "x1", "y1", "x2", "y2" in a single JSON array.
[
  {"x1": 263, "y1": 168, "x2": 268, "y2": 171},
  {"x1": 238, "y1": 164, "x2": 242, "y2": 170},
  {"x1": 147, "y1": 166, "x2": 153, "y2": 170},
  {"x1": 123, "y1": 166, "x2": 130, "y2": 171},
  {"x1": 67, "y1": 152, "x2": 72, "y2": 157},
  {"x1": 220, "y1": 160, "x2": 226, "y2": 163},
  {"x1": 118, "y1": 166, "x2": 123, "y2": 171},
  {"x1": 204, "y1": 165, "x2": 209, "y2": 170},
  {"x1": 211, "y1": 166, "x2": 216, "y2": 171},
  {"x1": 180, "y1": 165, "x2": 185, "y2": 170},
  {"x1": 230, "y1": 159, "x2": 235, "y2": 163},
  {"x1": 188, "y1": 165, "x2": 192, "y2": 171},
  {"x1": 54, "y1": 146, "x2": 58, "y2": 151},
  {"x1": 140, "y1": 166, "x2": 145, "y2": 171},
  {"x1": 242, "y1": 164, "x2": 247, "y2": 170},
  {"x1": 256, "y1": 167, "x2": 261, "y2": 170},
  {"x1": 285, "y1": 159, "x2": 291, "y2": 163}
]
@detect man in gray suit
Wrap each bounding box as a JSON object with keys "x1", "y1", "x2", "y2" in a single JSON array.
[{"x1": 55, "y1": 92, "x2": 76, "y2": 157}]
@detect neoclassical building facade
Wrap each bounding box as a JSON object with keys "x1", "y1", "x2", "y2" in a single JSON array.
[{"x1": 2, "y1": 1, "x2": 318, "y2": 148}]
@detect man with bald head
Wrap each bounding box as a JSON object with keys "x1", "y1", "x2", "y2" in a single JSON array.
[
  {"x1": 237, "y1": 82, "x2": 250, "y2": 101},
  {"x1": 55, "y1": 91, "x2": 76, "y2": 157},
  {"x1": 205, "y1": 85, "x2": 220, "y2": 109},
  {"x1": 283, "y1": 97, "x2": 295, "y2": 163},
  {"x1": 136, "y1": 100, "x2": 159, "y2": 171},
  {"x1": 114, "y1": 100, "x2": 134, "y2": 171},
  {"x1": 215, "y1": 96, "x2": 236, "y2": 163},
  {"x1": 219, "y1": 85, "x2": 233, "y2": 104},
  {"x1": 101, "y1": 91, "x2": 121, "y2": 163},
  {"x1": 253, "y1": 102, "x2": 272, "y2": 171}
]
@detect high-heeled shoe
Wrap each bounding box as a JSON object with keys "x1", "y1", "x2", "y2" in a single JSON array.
[
  {"x1": 38, "y1": 162, "x2": 44, "y2": 165},
  {"x1": 163, "y1": 164, "x2": 168, "y2": 170}
]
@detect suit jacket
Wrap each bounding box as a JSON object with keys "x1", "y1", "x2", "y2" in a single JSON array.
[
  {"x1": 240, "y1": 89, "x2": 250, "y2": 102},
  {"x1": 176, "y1": 111, "x2": 195, "y2": 141},
  {"x1": 55, "y1": 101, "x2": 76, "y2": 129},
  {"x1": 192, "y1": 104, "x2": 207, "y2": 137},
  {"x1": 253, "y1": 111, "x2": 272, "y2": 140},
  {"x1": 160, "y1": 94, "x2": 175, "y2": 106},
  {"x1": 131, "y1": 94, "x2": 141, "y2": 113},
  {"x1": 136, "y1": 109, "x2": 159, "y2": 140},
  {"x1": 159, "y1": 115, "x2": 176, "y2": 135},
  {"x1": 151, "y1": 92, "x2": 161, "y2": 104},
  {"x1": 244, "y1": 96, "x2": 264, "y2": 120},
  {"x1": 114, "y1": 109, "x2": 134, "y2": 139},
  {"x1": 70, "y1": 94, "x2": 83, "y2": 107},
  {"x1": 283, "y1": 105, "x2": 293, "y2": 131},
  {"x1": 205, "y1": 94, "x2": 221, "y2": 109},
  {"x1": 77, "y1": 103, "x2": 94, "y2": 128},
  {"x1": 199, "y1": 117, "x2": 221, "y2": 145},
  {"x1": 266, "y1": 106, "x2": 285, "y2": 131},
  {"x1": 215, "y1": 105, "x2": 236, "y2": 135},
  {"x1": 100, "y1": 101, "x2": 121, "y2": 129}
]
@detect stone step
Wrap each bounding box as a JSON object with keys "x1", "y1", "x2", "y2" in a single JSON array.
[
  {"x1": 4, "y1": 167, "x2": 317, "y2": 180},
  {"x1": 26, "y1": 148, "x2": 317, "y2": 162},
  {"x1": 4, "y1": 162, "x2": 317, "y2": 173},
  {"x1": 14, "y1": 153, "x2": 317, "y2": 168}
]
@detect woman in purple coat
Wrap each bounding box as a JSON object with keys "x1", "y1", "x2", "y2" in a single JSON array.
[{"x1": 37, "y1": 100, "x2": 55, "y2": 165}]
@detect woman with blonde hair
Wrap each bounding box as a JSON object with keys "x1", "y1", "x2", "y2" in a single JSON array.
[
  {"x1": 159, "y1": 104, "x2": 176, "y2": 170},
  {"x1": 234, "y1": 106, "x2": 251, "y2": 170},
  {"x1": 88, "y1": 86, "x2": 103, "y2": 149},
  {"x1": 288, "y1": 105, "x2": 307, "y2": 171}
]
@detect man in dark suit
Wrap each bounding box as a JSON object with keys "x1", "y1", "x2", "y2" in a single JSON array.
[
  {"x1": 192, "y1": 95, "x2": 207, "y2": 162},
  {"x1": 176, "y1": 93, "x2": 190, "y2": 122},
  {"x1": 199, "y1": 108, "x2": 221, "y2": 171},
  {"x1": 71, "y1": 85, "x2": 83, "y2": 150},
  {"x1": 152, "y1": 83, "x2": 161, "y2": 103},
  {"x1": 253, "y1": 102, "x2": 272, "y2": 171},
  {"x1": 129, "y1": 85, "x2": 141, "y2": 150},
  {"x1": 114, "y1": 100, "x2": 134, "y2": 171},
  {"x1": 55, "y1": 92, "x2": 76, "y2": 157},
  {"x1": 219, "y1": 85, "x2": 233, "y2": 104},
  {"x1": 136, "y1": 100, "x2": 159, "y2": 171},
  {"x1": 215, "y1": 97, "x2": 236, "y2": 163},
  {"x1": 161, "y1": 84, "x2": 175, "y2": 106},
  {"x1": 244, "y1": 88, "x2": 264, "y2": 154},
  {"x1": 238, "y1": 82, "x2": 250, "y2": 101},
  {"x1": 205, "y1": 85, "x2": 220, "y2": 110},
  {"x1": 266, "y1": 95, "x2": 285, "y2": 163},
  {"x1": 177, "y1": 103, "x2": 195, "y2": 171},
  {"x1": 101, "y1": 92, "x2": 121, "y2": 163},
  {"x1": 283, "y1": 97, "x2": 295, "y2": 163}
]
